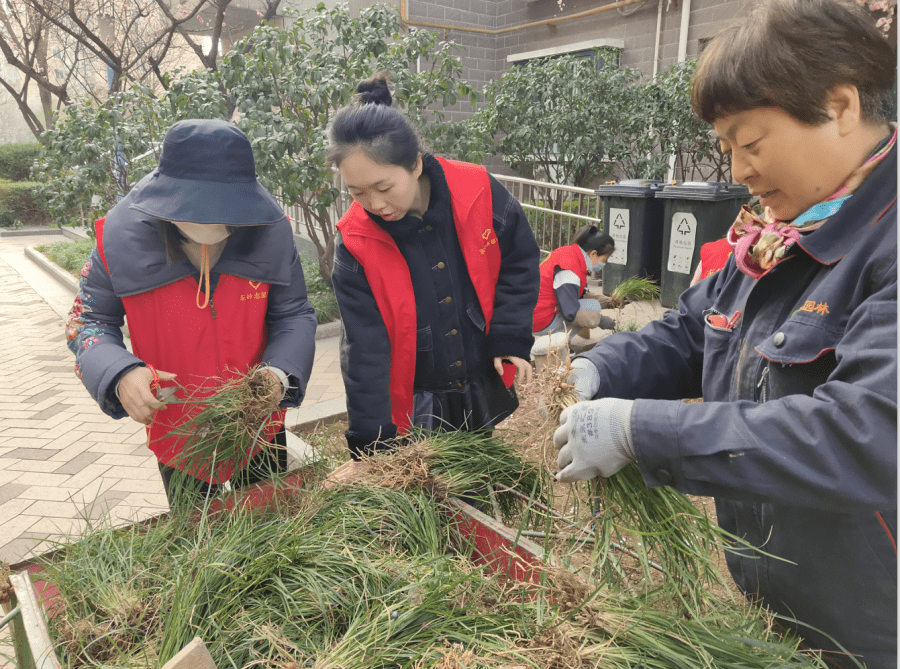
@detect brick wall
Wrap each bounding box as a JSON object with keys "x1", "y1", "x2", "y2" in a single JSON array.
[{"x1": 399, "y1": 0, "x2": 746, "y2": 85}]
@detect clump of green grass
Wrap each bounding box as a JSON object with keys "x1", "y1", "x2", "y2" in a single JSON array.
[
  {"x1": 36, "y1": 238, "x2": 94, "y2": 276},
  {"x1": 610, "y1": 275, "x2": 660, "y2": 306},
  {"x1": 354, "y1": 428, "x2": 549, "y2": 522}
]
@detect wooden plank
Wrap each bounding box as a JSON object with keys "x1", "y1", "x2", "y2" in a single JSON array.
[
  {"x1": 160, "y1": 637, "x2": 217, "y2": 669},
  {"x1": 8, "y1": 572, "x2": 61, "y2": 669}
]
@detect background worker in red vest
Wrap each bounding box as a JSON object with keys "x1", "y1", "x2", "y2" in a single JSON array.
[
  {"x1": 533, "y1": 225, "x2": 617, "y2": 342},
  {"x1": 66, "y1": 119, "x2": 318, "y2": 504},
  {"x1": 327, "y1": 72, "x2": 540, "y2": 465},
  {"x1": 689, "y1": 236, "x2": 733, "y2": 287}
]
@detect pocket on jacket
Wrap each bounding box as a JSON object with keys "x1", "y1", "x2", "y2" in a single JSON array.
[
  {"x1": 755, "y1": 318, "x2": 841, "y2": 366},
  {"x1": 755, "y1": 319, "x2": 841, "y2": 397},
  {"x1": 701, "y1": 308, "x2": 741, "y2": 397},
  {"x1": 466, "y1": 304, "x2": 487, "y2": 332}
]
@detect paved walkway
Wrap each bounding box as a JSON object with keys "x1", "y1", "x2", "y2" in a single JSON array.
[{"x1": 0, "y1": 233, "x2": 346, "y2": 568}]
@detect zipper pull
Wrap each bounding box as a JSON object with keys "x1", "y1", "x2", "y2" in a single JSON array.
[
  {"x1": 210, "y1": 299, "x2": 217, "y2": 319},
  {"x1": 757, "y1": 366, "x2": 769, "y2": 402}
]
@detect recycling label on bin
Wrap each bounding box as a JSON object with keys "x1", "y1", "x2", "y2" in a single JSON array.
[
  {"x1": 667, "y1": 212, "x2": 697, "y2": 275},
  {"x1": 607, "y1": 208, "x2": 629, "y2": 265}
]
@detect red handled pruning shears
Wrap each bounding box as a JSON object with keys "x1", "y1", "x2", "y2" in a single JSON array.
[{"x1": 147, "y1": 365, "x2": 178, "y2": 403}]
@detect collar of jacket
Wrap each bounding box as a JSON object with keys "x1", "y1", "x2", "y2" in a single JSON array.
[
  {"x1": 98, "y1": 189, "x2": 296, "y2": 297},
  {"x1": 797, "y1": 143, "x2": 897, "y2": 266}
]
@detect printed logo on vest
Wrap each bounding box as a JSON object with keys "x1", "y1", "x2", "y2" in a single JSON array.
[{"x1": 479, "y1": 229, "x2": 497, "y2": 255}]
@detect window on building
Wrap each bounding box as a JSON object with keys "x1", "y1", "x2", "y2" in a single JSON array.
[{"x1": 507, "y1": 38, "x2": 625, "y2": 69}]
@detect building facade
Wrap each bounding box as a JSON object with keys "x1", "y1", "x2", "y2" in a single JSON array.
[{"x1": 357, "y1": 0, "x2": 747, "y2": 125}]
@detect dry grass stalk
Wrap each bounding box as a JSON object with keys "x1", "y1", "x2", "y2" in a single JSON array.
[{"x1": 354, "y1": 442, "x2": 453, "y2": 500}]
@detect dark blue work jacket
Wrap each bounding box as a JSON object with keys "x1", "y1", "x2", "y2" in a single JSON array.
[{"x1": 580, "y1": 145, "x2": 897, "y2": 668}]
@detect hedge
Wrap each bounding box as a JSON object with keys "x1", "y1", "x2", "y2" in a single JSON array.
[
  {"x1": 0, "y1": 142, "x2": 41, "y2": 181},
  {"x1": 0, "y1": 181, "x2": 51, "y2": 227}
]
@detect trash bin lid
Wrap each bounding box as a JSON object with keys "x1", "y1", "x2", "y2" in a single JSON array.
[
  {"x1": 655, "y1": 181, "x2": 750, "y2": 202},
  {"x1": 594, "y1": 180, "x2": 665, "y2": 198}
]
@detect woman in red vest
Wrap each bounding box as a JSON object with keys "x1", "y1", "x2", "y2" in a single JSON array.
[
  {"x1": 66, "y1": 120, "x2": 318, "y2": 504},
  {"x1": 327, "y1": 72, "x2": 540, "y2": 462},
  {"x1": 532, "y1": 225, "x2": 616, "y2": 341},
  {"x1": 689, "y1": 236, "x2": 733, "y2": 287}
]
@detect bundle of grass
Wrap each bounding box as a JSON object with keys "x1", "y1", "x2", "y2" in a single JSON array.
[
  {"x1": 165, "y1": 366, "x2": 282, "y2": 478},
  {"x1": 348, "y1": 429, "x2": 550, "y2": 523},
  {"x1": 523, "y1": 361, "x2": 755, "y2": 611},
  {"x1": 606, "y1": 275, "x2": 660, "y2": 310},
  {"x1": 537, "y1": 355, "x2": 579, "y2": 427}
]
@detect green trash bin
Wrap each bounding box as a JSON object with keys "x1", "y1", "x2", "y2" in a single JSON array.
[
  {"x1": 655, "y1": 182, "x2": 750, "y2": 308},
  {"x1": 594, "y1": 180, "x2": 666, "y2": 296}
]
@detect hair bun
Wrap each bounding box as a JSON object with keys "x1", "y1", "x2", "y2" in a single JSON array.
[{"x1": 356, "y1": 74, "x2": 393, "y2": 106}]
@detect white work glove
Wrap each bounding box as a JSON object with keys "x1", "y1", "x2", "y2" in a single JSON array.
[
  {"x1": 554, "y1": 398, "x2": 636, "y2": 482},
  {"x1": 566, "y1": 357, "x2": 601, "y2": 401}
]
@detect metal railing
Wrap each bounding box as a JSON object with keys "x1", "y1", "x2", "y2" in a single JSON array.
[
  {"x1": 492, "y1": 175, "x2": 603, "y2": 253},
  {"x1": 280, "y1": 171, "x2": 602, "y2": 256}
]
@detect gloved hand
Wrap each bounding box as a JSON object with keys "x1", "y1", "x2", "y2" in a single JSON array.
[
  {"x1": 598, "y1": 315, "x2": 616, "y2": 331},
  {"x1": 566, "y1": 357, "x2": 601, "y2": 401},
  {"x1": 571, "y1": 309, "x2": 602, "y2": 329},
  {"x1": 554, "y1": 398, "x2": 636, "y2": 482}
]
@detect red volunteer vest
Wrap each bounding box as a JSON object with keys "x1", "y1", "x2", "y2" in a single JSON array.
[
  {"x1": 699, "y1": 238, "x2": 733, "y2": 281},
  {"x1": 532, "y1": 244, "x2": 588, "y2": 331},
  {"x1": 95, "y1": 218, "x2": 285, "y2": 483},
  {"x1": 336, "y1": 157, "x2": 500, "y2": 434}
]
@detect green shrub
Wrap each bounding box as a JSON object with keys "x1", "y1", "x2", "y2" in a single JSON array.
[
  {"x1": 301, "y1": 254, "x2": 340, "y2": 324},
  {"x1": 0, "y1": 181, "x2": 50, "y2": 226},
  {"x1": 0, "y1": 142, "x2": 41, "y2": 181},
  {"x1": 36, "y1": 238, "x2": 95, "y2": 275},
  {"x1": 0, "y1": 201, "x2": 16, "y2": 228}
]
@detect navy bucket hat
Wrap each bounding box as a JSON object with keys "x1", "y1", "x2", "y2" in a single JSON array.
[{"x1": 129, "y1": 119, "x2": 286, "y2": 226}]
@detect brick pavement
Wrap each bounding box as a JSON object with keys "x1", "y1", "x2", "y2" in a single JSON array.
[{"x1": 0, "y1": 253, "x2": 167, "y2": 566}]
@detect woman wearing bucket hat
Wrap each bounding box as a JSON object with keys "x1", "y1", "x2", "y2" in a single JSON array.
[
  {"x1": 325, "y1": 72, "x2": 540, "y2": 476},
  {"x1": 66, "y1": 119, "x2": 318, "y2": 503}
]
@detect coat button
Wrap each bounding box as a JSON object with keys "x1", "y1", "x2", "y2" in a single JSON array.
[
  {"x1": 655, "y1": 468, "x2": 673, "y2": 485},
  {"x1": 437, "y1": 262, "x2": 445, "y2": 269},
  {"x1": 773, "y1": 332, "x2": 786, "y2": 347},
  {"x1": 426, "y1": 225, "x2": 433, "y2": 231},
  {"x1": 444, "y1": 296, "x2": 452, "y2": 304},
  {"x1": 454, "y1": 360, "x2": 462, "y2": 367},
  {"x1": 450, "y1": 329, "x2": 458, "y2": 336}
]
